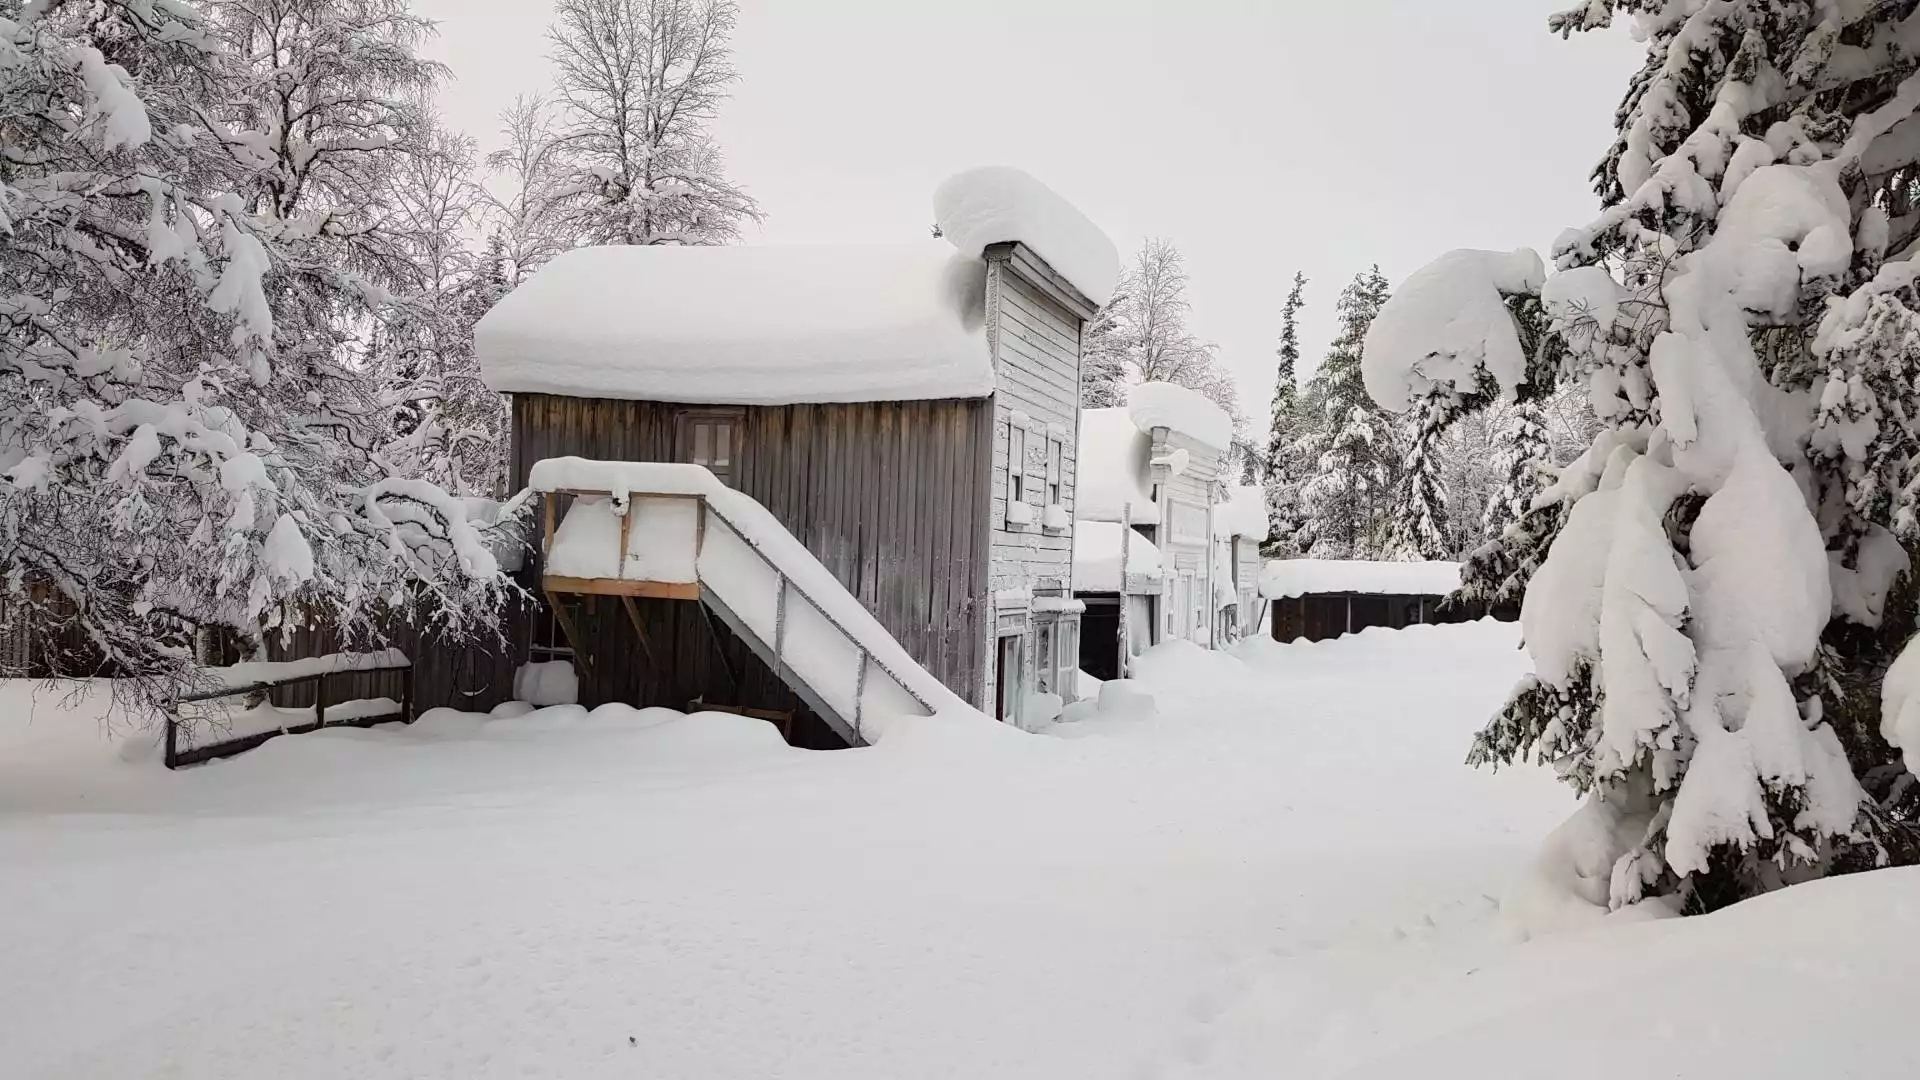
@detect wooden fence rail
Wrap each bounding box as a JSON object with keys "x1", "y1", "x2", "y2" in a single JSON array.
[{"x1": 165, "y1": 659, "x2": 415, "y2": 769}]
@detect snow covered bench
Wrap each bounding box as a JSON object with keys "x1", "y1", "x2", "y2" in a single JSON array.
[{"x1": 165, "y1": 649, "x2": 414, "y2": 768}]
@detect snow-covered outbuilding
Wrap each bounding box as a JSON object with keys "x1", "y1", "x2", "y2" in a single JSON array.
[
  {"x1": 1212, "y1": 484, "x2": 1269, "y2": 642},
  {"x1": 476, "y1": 168, "x2": 1116, "y2": 740},
  {"x1": 1070, "y1": 408, "x2": 1161, "y2": 679},
  {"x1": 1259, "y1": 559, "x2": 1468, "y2": 642},
  {"x1": 1071, "y1": 386, "x2": 1238, "y2": 674}
]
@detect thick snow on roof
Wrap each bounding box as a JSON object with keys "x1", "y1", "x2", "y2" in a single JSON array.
[
  {"x1": 1214, "y1": 484, "x2": 1270, "y2": 540},
  {"x1": 1073, "y1": 520, "x2": 1163, "y2": 593},
  {"x1": 1361, "y1": 248, "x2": 1546, "y2": 414},
  {"x1": 933, "y1": 166, "x2": 1120, "y2": 305},
  {"x1": 1258, "y1": 559, "x2": 1461, "y2": 600},
  {"x1": 1074, "y1": 408, "x2": 1157, "y2": 523},
  {"x1": 476, "y1": 241, "x2": 991, "y2": 405},
  {"x1": 1127, "y1": 381, "x2": 1234, "y2": 454}
]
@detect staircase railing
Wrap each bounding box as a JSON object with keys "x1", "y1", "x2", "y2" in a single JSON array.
[
  {"x1": 693, "y1": 497, "x2": 936, "y2": 740},
  {"x1": 542, "y1": 486, "x2": 937, "y2": 740}
]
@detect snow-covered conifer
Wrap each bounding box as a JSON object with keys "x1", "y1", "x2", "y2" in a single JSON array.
[
  {"x1": 1382, "y1": 391, "x2": 1455, "y2": 560},
  {"x1": 1385, "y1": 1, "x2": 1920, "y2": 910},
  {"x1": 1263, "y1": 272, "x2": 1307, "y2": 554},
  {"x1": 1293, "y1": 267, "x2": 1398, "y2": 558}
]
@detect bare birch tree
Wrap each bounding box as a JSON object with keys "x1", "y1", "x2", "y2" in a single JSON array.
[
  {"x1": 545, "y1": 0, "x2": 761, "y2": 246},
  {"x1": 1081, "y1": 238, "x2": 1243, "y2": 423},
  {"x1": 485, "y1": 94, "x2": 578, "y2": 284}
]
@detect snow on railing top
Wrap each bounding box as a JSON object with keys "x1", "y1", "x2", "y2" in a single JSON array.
[{"x1": 194, "y1": 648, "x2": 411, "y2": 695}]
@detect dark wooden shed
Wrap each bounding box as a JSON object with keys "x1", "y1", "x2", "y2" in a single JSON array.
[
  {"x1": 1261, "y1": 559, "x2": 1492, "y2": 644},
  {"x1": 507, "y1": 394, "x2": 995, "y2": 748}
]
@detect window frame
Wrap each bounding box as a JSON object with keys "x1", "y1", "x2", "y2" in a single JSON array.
[
  {"x1": 675, "y1": 408, "x2": 744, "y2": 487},
  {"x1": 1008, "y1": 422, "x2": 1028, "y2": 504},
  {"x1": 1045, "y1": 436, "x2": 1062, "y2": 506},
  {"x1": 1035, "y1": 618, "x2": 1055, "y2": 695}
]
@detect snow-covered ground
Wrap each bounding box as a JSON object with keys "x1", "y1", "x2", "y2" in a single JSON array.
[{"x1": 2, "y1": 621, "x2": 1911, "y2": 1078}]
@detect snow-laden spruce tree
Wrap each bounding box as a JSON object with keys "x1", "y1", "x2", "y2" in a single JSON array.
[
  {"x1": 0, "y1": 1, "x2": 511, "y2": 703},
  {"x1": 1368, "y1": 1, "x2": 1920, "y2": 912},
  {"x1": 1453, "y1": 396, "x2": 1559, "y2": 612},
  {"x1": 1381, "y1": 392, "x2": 1456, "y2": 560},
  {"x1": 1479, "y1": 398, "x2": 1552, "y2": 545},
  {"x1": 1293, "y1": 267, "x2": 1399, "y2": 558},
  {"x1": 1263, "y1": 272, "x2": 1308, "y2": 555}
]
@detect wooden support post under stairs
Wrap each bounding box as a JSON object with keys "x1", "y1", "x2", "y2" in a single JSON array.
[
  {"x1": 545, "y1": 591, "x2": 592, "y2": 676},
  {"x1": 619, "y1": 594, "x2": 659, "y2": 670}
]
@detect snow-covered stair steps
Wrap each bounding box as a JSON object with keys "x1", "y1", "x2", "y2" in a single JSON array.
[{"x1": 531, "y1": 458, "x2": 974, "y2": 744}]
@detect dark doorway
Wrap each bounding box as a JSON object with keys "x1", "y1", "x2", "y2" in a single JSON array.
[{"x1": 1078, "y1": 595, "x2": 1121, "y2": 681}]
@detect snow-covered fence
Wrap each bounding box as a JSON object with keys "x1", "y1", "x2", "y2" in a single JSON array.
[
  {"x1": 1260, "y1": 559, "x2": 1496, "y2": 643},
  {"x1": 165, "y1": 651, "x2": 415, "y2": 768}
]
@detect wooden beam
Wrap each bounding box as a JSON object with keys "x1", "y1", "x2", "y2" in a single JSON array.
[
  {"x1": 542, "y1": 576, "x2": 700, "y2": 601},
  {"x1": 616, "y1": 504, "x2": 633, "y2": 580},
  {"x1": 544, "y1": 590, "x2": 592, "y2": 675},
  {"x1": 620, "y1": 594, "x2": 659, "y2": 670}
]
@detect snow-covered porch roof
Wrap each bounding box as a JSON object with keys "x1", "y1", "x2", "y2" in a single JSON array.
[{"x1": 1073, "y1": 520, "x2": 1163, "y2": 594}]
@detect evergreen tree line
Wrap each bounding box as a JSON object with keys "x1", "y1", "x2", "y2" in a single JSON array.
[{"x1": 1260, "y1": 267, "x2": 1595, "y2": 563}]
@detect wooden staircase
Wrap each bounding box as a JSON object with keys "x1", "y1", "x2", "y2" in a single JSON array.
[{"x1": 540, "y1": 484, "x2": 940, "y2": 745}]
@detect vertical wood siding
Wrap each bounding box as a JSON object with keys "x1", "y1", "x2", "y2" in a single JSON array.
[
  {"x1": 982, "y1": 250, "x2": 1088, "y2": 710},
  {"x1": 508, "y1": 393, "x2": 994, "y2": 731}
]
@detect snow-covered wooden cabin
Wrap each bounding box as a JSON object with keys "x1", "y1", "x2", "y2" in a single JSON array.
[
  {"x1": 1260, "y1": 559, "x2": 1465, "y2": 643},
  {"x1": 1211, "y1": 484, "x2": 1269, "y2": 642},
  {"x1": 474, "y1": 168, "x2": 1116, "y2": 744},
  {"x1": 1071, "y1": 385, "x2": 1237, "y2": 672},
  {"x1": 1126, "y1": 384, "x2": 1237, "y2": 645},
  {"x1": 1071, "y1": 408, "x2": 1162, "y2": 679}
]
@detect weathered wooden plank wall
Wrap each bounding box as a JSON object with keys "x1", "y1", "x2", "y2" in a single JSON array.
[
  {"x1": 1269, "y1": 593, "x2": 1497, "y2": 643},
  {"x1": 264, "y1": 609, "x2": 529, "y2": 716},
  {"x1": 509, "y1": 393, "x2": 994, "y2": 731}
]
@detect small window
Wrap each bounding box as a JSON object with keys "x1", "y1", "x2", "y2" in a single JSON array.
[
  {"x1": 1008, "y1": 424, "x2": 1027, "y2": 503},
  {"x1": 1035, "y1": 619, "x2": 1055, "y2": 695},
  {"x1": 1046, "y1": 438, "x2": 1062, "y2": 506},
  {"x1": 677, "y1": 410, "x2": 740, "y2": 486},
  {"x1": 1058, "y1": 619, "x2": 1079, "y2": 698}
]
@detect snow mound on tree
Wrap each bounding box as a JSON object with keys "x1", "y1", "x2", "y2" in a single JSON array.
[
  {"x1": 475, "y1": 242, "x2": 992, "y2": 405},
  {"x1": 1880, "y1": 637, "x2": 1920, "y2": 776},
  {"x1": 1361, "y1": 248, "x2": 1546, "y2": 413},
  {"x1": 933, "y1": 166, "x2": 1120, "y2": 305},
  {"x1": 1126, "y1": 381, "x2": 1233, "y2": 453}
]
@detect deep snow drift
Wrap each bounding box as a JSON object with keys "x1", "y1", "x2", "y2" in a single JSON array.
[{"x1": 3, "y1": 622, "x2": 1913, "y2": 1079}]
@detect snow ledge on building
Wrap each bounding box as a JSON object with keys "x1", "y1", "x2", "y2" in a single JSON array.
[{"x1": 475, "y1": 241, "x2": 992, "y2": 405}]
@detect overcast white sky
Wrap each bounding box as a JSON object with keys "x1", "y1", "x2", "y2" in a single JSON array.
[{"x1": 414, "y1": 0, "x2": 1643, "y2": 415}]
